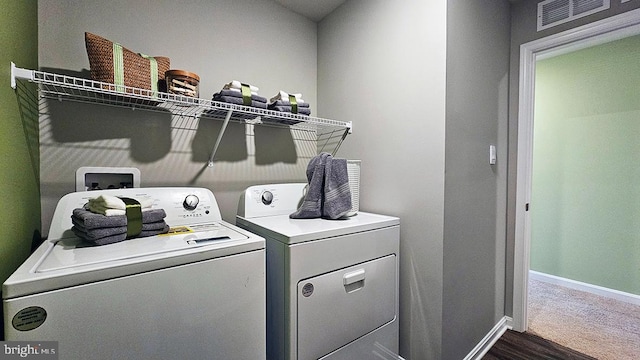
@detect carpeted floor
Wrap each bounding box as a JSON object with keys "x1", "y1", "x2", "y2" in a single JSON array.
[{"x1": 527, "y1": 278, "x2": 640, "y2": 360}]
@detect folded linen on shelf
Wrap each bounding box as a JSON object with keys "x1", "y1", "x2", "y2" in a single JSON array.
[
  {"x1": 290, "y1": 152, "x2": 352, "y2": 220},
  {"x1": 267, "y1": 91, "x2": 311, "y2": 115},
  {"x1": 213, "y1": 81, "x2": 267, "y2": 109},
  {"x1": 269, "y1": 100, "x2": 310, "y2": 108},
  {"x1": 224, "y1": 80, "x2": 259, "y2": 93},
  {"x1": 268, "y1": 105, "x2": 311, "y2": 115},
  {"x1": 269, "y1": 90, "x2": 304, "y2": 103},
  {"x1": 220, "y1": 87, "x2": 258, "y2": 96},
  {"x1": 214, "y1": 89, "x2": 268, "y2": 103},
  {"x1": 213, "y1": 94, "x2": 268, "y2": 109}
]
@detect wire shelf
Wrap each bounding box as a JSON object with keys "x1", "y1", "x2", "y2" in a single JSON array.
[{"x1": 11, "y1": 63, "x2": 352, "y2": 163}]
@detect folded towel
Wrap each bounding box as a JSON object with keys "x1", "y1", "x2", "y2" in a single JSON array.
[
  {"x1": 71, "y1": 224, "x2": 127, "y2": 241},
  {"x1": 224, "y1": 80, "x2": 259, "y2": 92},
  {"x1": 214, "y1": 89, "x2": 267, "y2": 103},
  {"x1": 269, "y1": 100, "x2": 309, "y2": 108},
  {"x1": 290, "y1": 153, "x2": 352, "y2": 220},
  {"x1": 72, "y1": 207, "x2": 167, "y2": 229},
  {"x1": 72, "y1": 224, "x2": 170, "y2": 246},
  {"x1": 72, "y1": 229, "x2": 128, "y2": 246},
  {"x1": 219, "y1": 87, "x2": 258, "y2": 96},
  {"x1": 88, "y1": 195, "x2": 153, "y2": 211},
  {"x1": 212, "y1": 94, "x2": 268, "y2": 109},
  {"x1": 269, "y1": 90, "x2": 304, "y2": 104},
  {"x1": 72, "y1": 217, "x2": 168, "y2": 234},
  {"x1": 268, "y1": 105, "x2": 311, "y2": 115}
]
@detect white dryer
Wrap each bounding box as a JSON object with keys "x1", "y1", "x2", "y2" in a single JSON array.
[
  {"x1": 3, "y1": 187, "x2": 266, "y2": 360},
  {"x1": 237, "y1": 183, "x2": 400, "y2": 360}
]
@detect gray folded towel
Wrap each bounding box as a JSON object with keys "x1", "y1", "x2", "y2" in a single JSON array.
[
  {"x1": 71, "y1": 229, "x2": 127, "y2": 246},
  {"x1": 267, "y1": 105, "x2": 311, "y2": 115},
  {"x1": 215, "y1": 89, "x2": 268, "y2": 103},
  {"x1": 212, "y1": 94, "x2": 268, "y2": 108},
  {"x1": 290, "y1": 152, "x2": 352, "y2": 220},
  {"x1": 72, "y1": 218, "x2": 169, "y2": 237},
  {"x1": 71, "y1": 223, "x2": 127, "y2": 240},
  {"x1": 71, "y1": 224, "x2": 170, "y2": 246},
  {"x1": 71, "y1": 207, "x2": 170, "y2": 245},
  {"x1": 72, "y1": 207, "x2": 167, "y2": 229}
]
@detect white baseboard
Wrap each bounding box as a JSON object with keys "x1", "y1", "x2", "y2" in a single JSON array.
[
  {"x1": 463, "y1": 316, "x2": 512, "y2": 360},
  {"x1": 529, "y1": 270, "x2": 640, "y2": 306}
]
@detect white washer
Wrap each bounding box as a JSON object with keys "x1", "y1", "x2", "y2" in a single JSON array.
[
  {"x1": 236, "y1": 183, "x2": 400, "y2": 360},
  {"x1": 3, "y1": 187, "x2": 265, "y2": 360}
]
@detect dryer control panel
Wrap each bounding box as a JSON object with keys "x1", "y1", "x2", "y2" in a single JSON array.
[{"x1": 238, "y1": 183, "x2": 307, "y2": 218}]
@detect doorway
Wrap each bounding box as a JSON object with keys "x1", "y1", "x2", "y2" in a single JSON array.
[{"x1": 513, "y1": 8, "x2": 640, "y2": 332}]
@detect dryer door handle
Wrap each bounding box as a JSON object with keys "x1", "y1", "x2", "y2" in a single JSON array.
[{"x1": 343, "y1": 269, "x2": 365, "y2": 286}]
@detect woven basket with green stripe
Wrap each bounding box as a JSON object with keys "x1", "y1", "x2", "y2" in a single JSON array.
[{"x1": 85, "y1": 32, "x2": 170, "y2": 94}]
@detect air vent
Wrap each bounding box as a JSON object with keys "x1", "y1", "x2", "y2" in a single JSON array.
[{"x1": 537, "y1": 0, "x2": 610, "y2": 31}]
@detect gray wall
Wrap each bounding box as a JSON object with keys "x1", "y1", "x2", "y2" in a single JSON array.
[
  {"x1": 37, "y1": 0, "x2": 319, "y2": 234},
  {"x1": 443, "y1": 1, "x2": 510, "y2": 359},
  {"x1": 319, "y1": 0, "x2": 512, "y2": 358},
  {"x1": 318, "y1": 1, "x2": 447, "y2": 358},
  {"x1": 506, "y1": 0, "x2": 640, "y2": 316}
]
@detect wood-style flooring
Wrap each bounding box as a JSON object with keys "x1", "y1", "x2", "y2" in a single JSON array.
[{"x1": 483, "y1": 330, "x2": 597, "y2": 360}]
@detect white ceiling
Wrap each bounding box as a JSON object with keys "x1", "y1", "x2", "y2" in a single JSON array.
[{"x1": 273, "y1": 0, "x2": 348, "y2": 22}]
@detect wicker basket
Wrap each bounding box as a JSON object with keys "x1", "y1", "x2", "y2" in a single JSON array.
[{"x1": 85, "y1": 32, "x2": 170, "y2": 93}]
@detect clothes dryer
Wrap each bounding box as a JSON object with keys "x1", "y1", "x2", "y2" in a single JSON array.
[
  {"x1": 3, "y1": 187, "x2": 265, "y2": 360},
  {"x1": 237, "y1": 183, "x2": 400, "y2": 360}
]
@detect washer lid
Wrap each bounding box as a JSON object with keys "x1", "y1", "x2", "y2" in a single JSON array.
[
  {"x1": 3, "y1": 222, "x2": 264, "y2": 299},
  {"x1": 236, "y1": 211, "x2": 399, "y2": 244}
]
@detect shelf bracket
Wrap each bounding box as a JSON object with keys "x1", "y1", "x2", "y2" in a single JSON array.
[
  {"x1": 207, "y1": 109, "x2": 233, "y2": 167},
  {"x1": 10, "y1": 62, "x2": 34, "y2": 90}
]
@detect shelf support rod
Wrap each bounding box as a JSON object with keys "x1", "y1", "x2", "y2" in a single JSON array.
[
  {"x1": 11, "y1": 62, "x2": 34, "y2": 90},
  {"x1": 207, "y1": 109, "x2": 233, "y2": 167},
  {"x1": 331, "y1": 128, "x2": 350, "y2": 156}
]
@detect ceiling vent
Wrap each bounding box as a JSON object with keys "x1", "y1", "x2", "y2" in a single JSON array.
[{"x1": 537, "y1": 0, "x2": 610, "y2": 31}]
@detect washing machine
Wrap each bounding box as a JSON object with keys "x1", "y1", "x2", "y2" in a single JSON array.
[
  {"x1": 3, "y1": 187, "x2": 266, "y2": 360},
  {"x1": 236, "y1": 183, "x2": 400, "y2": 360}
]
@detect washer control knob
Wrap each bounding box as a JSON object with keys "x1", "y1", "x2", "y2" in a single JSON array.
[
  {"x1": 183, "y1": 194, "x2": 199, "y2": 210},
  {"x1": 261, "y1": 191, "x2": 274, "y2": 205}
]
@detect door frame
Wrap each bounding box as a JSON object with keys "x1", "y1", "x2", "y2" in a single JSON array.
[{"x1": 512, "y1": 8, "x2": 640, "y2": 332}]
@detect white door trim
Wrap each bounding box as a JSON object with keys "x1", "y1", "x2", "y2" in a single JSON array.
[{"x1": 512, "y1": 8, "x2": 640, "y2": 332}]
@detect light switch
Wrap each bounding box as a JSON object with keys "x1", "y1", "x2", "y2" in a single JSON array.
[{"x1": 489, "y1": 145, "x2": 497, "y2": 165}]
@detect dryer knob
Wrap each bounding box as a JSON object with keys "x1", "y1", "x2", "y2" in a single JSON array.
[
  {"x1": 183, "y1": 194, "x2": 199, "y2": 210},
  {"x1": 261, "y1": 191, "x2": 273, "y2": 205}
]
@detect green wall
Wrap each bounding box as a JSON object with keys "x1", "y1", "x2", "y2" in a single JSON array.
[
  {"x1": 531, "y1": 34, "x2": 640, "y2": 295},
  {"x1": 0, "y1": 0, "x2": 39, "y2": 288}
]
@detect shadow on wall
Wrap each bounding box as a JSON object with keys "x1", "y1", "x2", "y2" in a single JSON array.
[
  {"x1": 191, "y1": 120, "x2": 248, "y2": 162},
  {"x1": 47, "y1": 99, "x2": 172, "y2": 163},
  {"x1": 15, "y1": 78, "x2": 40, "y2": 182},
  {"x1": 41, "y1": 67, "x2": 299, "y2": 166},
  {"x1": 254, "y1": 125, "x2": 297, "y2": 165}
]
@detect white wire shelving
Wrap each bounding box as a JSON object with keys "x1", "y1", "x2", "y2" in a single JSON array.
[{"x1": 11, "y1": 62, "x2": 352, "y2": 166}]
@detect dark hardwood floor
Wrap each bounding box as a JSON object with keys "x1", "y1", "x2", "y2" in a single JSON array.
[{"x1": 483, "y1": 330, "x2": 597, "y2": 360}]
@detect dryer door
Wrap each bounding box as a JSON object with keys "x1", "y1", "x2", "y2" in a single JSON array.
[{"x1": 297, "y1": 254, "x2": 396, "y2": 360}]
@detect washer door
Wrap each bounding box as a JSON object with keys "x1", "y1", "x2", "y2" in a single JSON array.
[{"x1": 297, "y1": 254, "x2": 396, "y2": 359}]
